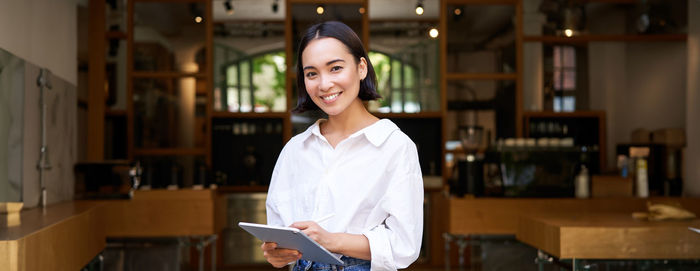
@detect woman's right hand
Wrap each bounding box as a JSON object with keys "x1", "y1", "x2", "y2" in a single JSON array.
[{"x1": 261, "y1": 242, "x2": 302, "y2": 268}]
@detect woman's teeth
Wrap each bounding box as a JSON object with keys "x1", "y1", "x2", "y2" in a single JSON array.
[{"x1": 322, "y1": 93, "x2": 340, "y2": 101}]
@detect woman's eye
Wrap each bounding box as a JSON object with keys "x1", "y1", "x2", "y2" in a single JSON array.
[
  {"x1": 331, "y1": 66, "x2": 343, "y2": 72},
  {"x1": 305, "y1": 72, "x2": 317, "y2": 78}
]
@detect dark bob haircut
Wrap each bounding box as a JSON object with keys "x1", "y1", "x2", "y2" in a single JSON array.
[{"x1": 293, "y1": 21, "x2": 381, "y2": 113}]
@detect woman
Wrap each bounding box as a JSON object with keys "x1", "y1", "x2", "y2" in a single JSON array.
[{"x1": 262, "y1": 21, "x2": 423, "y2": 271}]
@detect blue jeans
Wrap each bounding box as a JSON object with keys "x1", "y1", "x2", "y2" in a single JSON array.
[{"x1": 293, "y1": 256, "x2": 370, "y2": 271}]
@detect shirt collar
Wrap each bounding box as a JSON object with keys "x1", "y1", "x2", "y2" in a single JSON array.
[{"x1": 300, "y1": 119, "x2": 399, "y2": 147}]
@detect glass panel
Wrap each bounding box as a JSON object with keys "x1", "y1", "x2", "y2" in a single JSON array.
[
  {"x1": 133, "y1": 77, "x2": 205, "y2": 148},
  {"x1": 369, "y1": 13, "x2": 440, "y2": 113},
  {"x1": 106, "y1": 0, "x2": 127, "y2": 32},
  {"x1": 563, "y1": 70, "x2": 576, "y2": 90},
  {"x1": 133, "y1": 2, "x2": 207, "y2": 72},
  {"x1": 291, "y1": 3, "x2": 364, "y2": 63},
  {"x1": 446, "y1": 79, "x2": 517, "y2": 142},
  {"x1": 106, "y1": 39, "x2": 127, "y2": 111},
  {"x1": 134, "y1": 155, "x2": 207, "y2": 189},
  {"x1": 211, "y1": 118, "x2": 284, "y2": 186},
  {"x1": 446, "y1": 4, "x2": 515, "y2": 74},
  {"x1": 539, "y1": 1, "x2": 687, "y2": 36},
  {"x1": 213, "y1": 21, "x2": 286, "y2": 112}
]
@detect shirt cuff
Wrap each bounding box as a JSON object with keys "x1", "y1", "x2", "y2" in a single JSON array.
[{"x1": 362, "y1": 224, "x2": 397, "y2": 271}]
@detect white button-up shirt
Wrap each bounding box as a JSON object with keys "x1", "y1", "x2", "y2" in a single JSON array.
[{"x1": 266, "y1": 119, "x2": 424, "y2": 271}]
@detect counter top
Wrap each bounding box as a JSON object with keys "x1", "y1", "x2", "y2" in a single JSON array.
[
  {"x1": 517, "y1": 213, "x2": 700, "y2": 259},
  {"x1": 445, "y1": 197, "x2": 700, "y2": 235},
  {"x1": 0, "y1": 201, "x2": 106, "y2": 271}
]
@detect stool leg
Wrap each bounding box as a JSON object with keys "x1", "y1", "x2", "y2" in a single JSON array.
[
  {"x1": 443, "y1": 233, "x2": 452, "y2": 271},
  {"x1": 457, "y1": 237, "x2": 467, "y2": 271},
  {"x1": 198, "y1": 237, "x2": 205, "y2": 271},
  {"x1": 211, "y1": 235, "x2": 217, "y2": 271}
]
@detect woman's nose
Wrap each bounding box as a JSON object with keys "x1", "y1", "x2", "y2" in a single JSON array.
[{"x1": 319, "y1": 75, "x2": 333, "y2": 92}]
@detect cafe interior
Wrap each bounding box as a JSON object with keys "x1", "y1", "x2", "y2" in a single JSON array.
[{"x1": 1, "y1": 0, "x2": 700, "y2": 270}]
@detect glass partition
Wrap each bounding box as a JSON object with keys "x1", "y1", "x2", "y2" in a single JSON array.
[
  {"x1": 369, "y1": 21, "x2": 439, "y2": 113},
  {"x1": 446, "y1": 4, "x2": 516, "y2": 74},
  {"x1": 213, "y1": 21, "x2": 286, "y2": 113},
  {"x1": 133, "y1": 77, "x2": 206, "y2": 148},
  {"x1": 133, "y1": 2, "x2": 207, "y2": 73}
]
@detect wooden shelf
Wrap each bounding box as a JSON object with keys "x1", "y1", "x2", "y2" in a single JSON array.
[
  {"x1": 446, "y1": 73, "x2": 517, "y2": 81},
  {"x1": 132, "y1": 71, "x2": 207, "y2": 78},
  {"x1": 105, "y1": 31, "x2": 127, "y2": 40},
  {"x1": 216, "y1": 185, "x2": 269, "y2": 193},
  {"x1": 523, "y1": 34, "x2": 687, "y2": 44},
  {"x1": 523, "y1": 110, "x2": 605, "y2": 118},
  {"x1": 373, "y1": 112, "x2": 443, "y2": 119},
  {"x1": 105, "y1": 109, "x2": 127, "y2": 116},
  {"x1": 445, "y1": 0, "x2": 517, "y2": 4},
  {"x1": 133, "y1": 148, "x2": 207, "y2": 156},
  {"x1": 211, "y1": 111, "x2": 289, "y2": 119}
]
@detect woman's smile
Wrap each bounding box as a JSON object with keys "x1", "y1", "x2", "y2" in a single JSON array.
[{"x1": 320, "y1": 92, "x2": 343, "y2": 103}]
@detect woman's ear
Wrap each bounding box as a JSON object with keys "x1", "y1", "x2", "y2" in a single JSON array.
[{"x1": 358, "y1": 57, "x2": 368, "y2": 80}]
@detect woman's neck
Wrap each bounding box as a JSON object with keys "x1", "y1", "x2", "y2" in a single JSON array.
[{"x1": 321, "y1": 99, "x2": 379, "y2": 145}]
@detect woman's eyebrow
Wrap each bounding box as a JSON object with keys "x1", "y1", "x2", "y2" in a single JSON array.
[
  {"x1": 326, "y1": 59, "x2": 345, "y2": 66},
  {"x1": 303, "y1": 58, "x2": 345, "y2": 71}
]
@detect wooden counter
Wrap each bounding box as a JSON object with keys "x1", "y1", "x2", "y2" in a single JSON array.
[
  {"x1": 0, "y1": 189, "x2": 225, "y2": 270},
  {"x1": 517, "y1": 213, "x2": 700, "y2": 259},
  {"x1": 445, "y1": 197, "x2": 700, "y2": 235},
  {"x1": 0, "y1": 201, "x2": 106, "y2": 271},
  {"x1": 98, "y1": 189, "x2": 226, "y2": 237}
]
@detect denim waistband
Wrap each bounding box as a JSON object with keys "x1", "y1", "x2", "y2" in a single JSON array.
[{"x1": 294, "y1": 256, "x2": 370, "y2": 271}]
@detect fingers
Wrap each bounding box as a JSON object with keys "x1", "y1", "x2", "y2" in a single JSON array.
[
  {"x1": 261, "y1": 242, "x2": 302, "y2": 268},
  {"x1": 290, "y1": 221, "x2": 314, "y2": 230}
]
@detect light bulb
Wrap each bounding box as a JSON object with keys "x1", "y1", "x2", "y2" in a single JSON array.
[
  {"x1": 195, "y1": 16, "x2": 203, "y2": 23},
  {"x1": 415, "y1": 4, "x2": 424, "y2": 15},
  {"x1": 316, "y1": 5, "x2": 325, "y2": 15},
  {"x1": 564, "y1": 29, "x2": 573, "y2": 37},
  {"x1": 429, "y1": 28, "x2": 438, "y2": 38}
]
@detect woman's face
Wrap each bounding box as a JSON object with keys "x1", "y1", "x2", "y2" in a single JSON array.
[{"x1": 301, "y1": 37, "x2": 367, "y2": 116}]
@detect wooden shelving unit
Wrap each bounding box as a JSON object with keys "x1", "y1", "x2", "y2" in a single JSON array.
[{"x1": 523, "y1": 34, "x2": 687, "y2": 44}]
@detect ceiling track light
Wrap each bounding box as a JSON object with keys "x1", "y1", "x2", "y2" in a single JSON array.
[
  {"x1": 415, "y1": 0, "x2": 424, "y2": 16},
  {"x1": 224, "y1": 0, "x2": 234, "y2": 15}
]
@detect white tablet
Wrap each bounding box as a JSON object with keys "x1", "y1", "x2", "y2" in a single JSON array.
[{"x1": 238, "y1": 222, "x2": 344, "y2": 265}]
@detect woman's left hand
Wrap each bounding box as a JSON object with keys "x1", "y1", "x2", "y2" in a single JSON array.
[{"x1": 290, "y1": 221, "x2": 337, "y2": 252}]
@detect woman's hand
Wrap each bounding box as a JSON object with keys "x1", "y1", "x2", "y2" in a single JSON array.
[
  {"x1": 260, "y1": 242, "x2": 301, "y2": 268},
  {"x1": 290, "y1": 221, "x2": 337, "y2": 252}
]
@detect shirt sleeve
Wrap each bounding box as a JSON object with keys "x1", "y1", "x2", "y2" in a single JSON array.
[
  {"x1": 362, "y1": 141, "x2": 424, "y2": 271},
  {"x1": 266, "y1": 144, "x2": 292, "y2": 227}
]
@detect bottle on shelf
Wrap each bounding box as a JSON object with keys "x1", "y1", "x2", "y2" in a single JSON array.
[
  {"x1": 575, "y1": 165, "x2": 589, "y2": 198},
  {"x1": 636, "y1": 157, "x2": 649, "y2": 198}
]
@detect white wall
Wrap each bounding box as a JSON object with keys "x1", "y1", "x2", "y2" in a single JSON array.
[
  {"x1": 685, "y1": 0, "x2": 700, "y2": 196},
  {"x1": 588, "y1": 42, "x2": 626, "y2": 169},
  {"x1": 0, "y1": 0, "x2": 78, "y2": 85}
]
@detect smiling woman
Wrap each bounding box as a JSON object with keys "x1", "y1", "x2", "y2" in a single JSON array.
[{"x1": 262, "y1": 21, "x2": 424, "y2": 271}]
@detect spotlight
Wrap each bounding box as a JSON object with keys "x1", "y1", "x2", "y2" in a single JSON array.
[
  {"x1": 224, "y1": 0, "x2": 234, "y2": 15},
  {"x1": 428, "y1": 27, "x2": 438, "y2": 38},
  {"x1": 358, "y1": 6, "x2": 366, "y2": 14},
  {"x1": 415, "y1": 0, "x2": 424, "y2": 16},
  {"x1": 316, "y1": 4, "x2": 325, "y2": 15},
  {"x1": 454, "y1": 7, "x2": 462, "y2": 16},
  {"x1": 195, "y1": 16, "x2": 203, "y2": 23},
  {"x1": 271, "y1": 0, "x2": 279, "y2": 13},
  {"x1": 564, "y1": 29, "x2": 573, "y2": 37}
]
